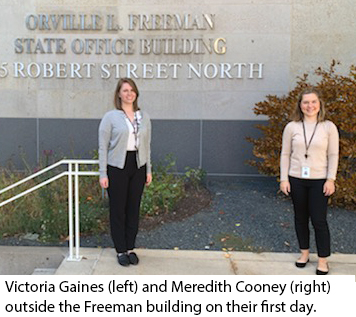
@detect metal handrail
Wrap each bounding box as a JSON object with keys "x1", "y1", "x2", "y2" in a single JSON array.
[
  {"x1": 0, "y1": 159, "x2": 100, "y2": 261},
  {"x1": 0, "y1": 172, "x2": 68, "y2": 207}
]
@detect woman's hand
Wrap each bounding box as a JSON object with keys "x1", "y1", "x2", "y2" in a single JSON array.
[
  {"x1": 99, "y1": 177, "x2": 109, "y2": 189},
  {"x1": 280, "y1": 181, "x2": 291, "y2": 196},
  {"x1": 146, "y1": 173, "x2": 152, "y2": 186},
  {"x1": 323, "y1": 179, "x2": 335, "y2": 196}
]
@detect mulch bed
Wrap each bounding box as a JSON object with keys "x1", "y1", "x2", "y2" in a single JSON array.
[{"x1": 139, "y1": 185, "x2": 212, "y2": 231}]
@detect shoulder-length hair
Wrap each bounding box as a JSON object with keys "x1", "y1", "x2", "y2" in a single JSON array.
[
  {"x1": 291, "y1": 87, "x2": 326, "y2": 122},
  {"x1": 114, "y1": 78, "x2": 140, "y2": 111}
]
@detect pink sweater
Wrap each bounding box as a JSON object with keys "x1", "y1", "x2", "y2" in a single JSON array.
[{"x1": 280, "y1": 120, "x2": 339, "y2": 181}]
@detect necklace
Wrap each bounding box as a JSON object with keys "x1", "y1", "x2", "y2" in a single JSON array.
[
  {"x1": 123, "y1": 111, "x2": 139, "y2": 150},
  {"x1": 302, "y1": 120, "x2": 318, "y2": 159}
]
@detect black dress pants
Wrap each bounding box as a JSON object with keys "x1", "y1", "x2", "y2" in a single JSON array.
[
  {"x1": 289, "y1": 176, "x2": 330, "y2": 257},
  {"x1": 107, "y1": 152, "x2": 146, "y2": 253}
]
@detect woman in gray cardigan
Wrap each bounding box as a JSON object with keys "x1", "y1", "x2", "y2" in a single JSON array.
[{"x1": 99, "y1": 78, "x2": 152, "y2": 267}]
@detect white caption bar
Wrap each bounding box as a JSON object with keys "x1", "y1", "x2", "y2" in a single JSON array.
[{"x1": 1, "y1": 275, "x2": 355, "y2": 316}]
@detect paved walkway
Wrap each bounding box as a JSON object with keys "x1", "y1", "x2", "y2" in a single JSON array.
[
  {"x1": 2, "y1": 246, "x2": 355, "y2": 277},
  {"x1": 55, "y1": 248, "x2": 356, "y2": 276}
]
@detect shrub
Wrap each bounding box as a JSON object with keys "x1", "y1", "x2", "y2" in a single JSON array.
[
  {"x1": 247, "y1": 61, "x2": 355, "y2": 210},
  {"x1": 184, "y1": 166, "x2": 207, "y2": 190},
  {"x1": 140, "y1": 155, "x2": 185, "y2": 216}
]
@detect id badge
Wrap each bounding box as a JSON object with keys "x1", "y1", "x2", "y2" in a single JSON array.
[{"x1": 302, "y1": 166, "x2": 310, "y2": 178}]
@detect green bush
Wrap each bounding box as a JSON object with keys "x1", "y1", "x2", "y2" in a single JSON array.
[
  {"x1": 247, "y1": 61, "x2": 355, "y2": 210},
  {"x1": 141, "y1": 155, "x2": 185, "y2": 216},
  {"x1": 184, "y1": 166, "x2": 207, "y2": 190}
]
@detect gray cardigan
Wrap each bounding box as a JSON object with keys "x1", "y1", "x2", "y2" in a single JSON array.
[{"x1": 98, "y1": 109, "x2": 151, "y2": 178}]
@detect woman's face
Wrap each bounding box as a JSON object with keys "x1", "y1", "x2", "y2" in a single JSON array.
[
  {"x1": 119, "y1": 82, "x2": 137, "y2": 105},
  {"x1": 300, "y1": 93, "x2": 320, "y2": 119}
]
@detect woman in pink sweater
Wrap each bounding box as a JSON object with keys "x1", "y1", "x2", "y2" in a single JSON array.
[{"x1": 280, "y1": 87, "x2": 339, "y2": 275}]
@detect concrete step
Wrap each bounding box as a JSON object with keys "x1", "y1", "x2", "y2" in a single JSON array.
[
  {"x1": 32, "y1": 268, "x2": 57, "y2": 275},
  {"x1": 0, "y1": 246, "x2": 66, "y2": 275}
]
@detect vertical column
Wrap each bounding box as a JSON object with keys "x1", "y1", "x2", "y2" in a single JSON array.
[
  {"x1": 74, "y1": 162, "x2": 80, "y2": 260},
  {"x1": 68, "y1": 162, "x2": 74, "y2": 260},
  {"x1": 36, "y1": 118, "x2": 40, "y2": 165},
  {"x1": 199, "y1": 120, "x2": 203, "y2": 168}
]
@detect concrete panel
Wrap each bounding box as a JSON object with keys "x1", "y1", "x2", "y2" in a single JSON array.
[
  {"x1": 0, "y1": 118, "x2": 263, "y2": 175},
  {"x1": 0, "y1": 35, "x2": 14, "y2": 58},
  {"x1": 214, "y1": 3, "x2": 291, "y2": 34},
  {"x1": 292, "y1": 1, "x2": 356, "y2": 35},
  {"x1": 289, "y1": 0, "x2": 356, "y2": 86},
  {"x1": 142, "y1": 91, "x2": 204, "y2": 120},
  {"x1": 0, "y1": 4, "x2": 30, "y2": 36},
  {"x1": 38, "y1": 118, "x2": 100, "y2": 160},
  {"x1": 202, "y1": 120, "x2": 263, "y2": 175},
  {"x1": 143, "y1": 89, "x2": 285, "y2": 121},
  {"x1": 151, "y1": 120, "x2": 201, "y2": 171},
  {"x1": 290, "y1": 33, "x2": 356, "y2": 84},
  {"x1": 0, "y1": 89, "x2": 38, "y2": 118},
  {"x1": 200, "y1": 91, "x2": 274, "y2": 121},
  {"x1": 0, "y1": 118, "x2": 37, "y2": 167},
  {"x1": 36, "y1": 90, "x2": 112, "y2": 119}
]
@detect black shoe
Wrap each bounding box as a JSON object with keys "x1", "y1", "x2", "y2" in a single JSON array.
[
  {"x1": 295, "y1": 259, "x2": 309, "y2": 268},
  {"x1": 128, "y1": 252, "x2": 139, "y2": 265},
  {"x1": 117, "y1": 253, "x2": 130, "y2": 267},
  {"x1": 316, "y1": 264, "x2": 329, "y2": 275}
]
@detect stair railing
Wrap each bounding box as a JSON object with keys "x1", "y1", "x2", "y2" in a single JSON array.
[{"x1": 0, "y1": 159, "x2": 100, "y2": 261}]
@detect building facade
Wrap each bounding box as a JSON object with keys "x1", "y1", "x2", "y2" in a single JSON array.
[{"x1": 1, "y1": 0, "x2": 355, "y2": 175}]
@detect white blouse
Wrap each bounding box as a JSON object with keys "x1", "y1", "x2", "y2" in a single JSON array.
[{"x1": 125, "y1": 111, "x2": 142, "y2": 151}]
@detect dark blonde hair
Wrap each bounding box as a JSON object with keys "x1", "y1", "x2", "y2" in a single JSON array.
[
  {"x1": 114, "y1": 78, "x2": 140, "y2": 111},
  {"x1": 291, "y1": 87, "x2": 326, "y2": 122}
]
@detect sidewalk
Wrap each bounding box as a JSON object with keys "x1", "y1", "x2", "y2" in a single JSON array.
[
  {"x1": 2, "y1": 245, "x2": 353, "y2": 276},
  {"x1": 54, "y1": 248, "x2": 356, "y2": 276}
]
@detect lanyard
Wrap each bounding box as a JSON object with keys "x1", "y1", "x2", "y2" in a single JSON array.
[
  {"x1": 302, "y1": 120, "x2": 318, "y2": 159},
  {"x1": 124, "y1": 111, "x2": 139, "y2": 149}
]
